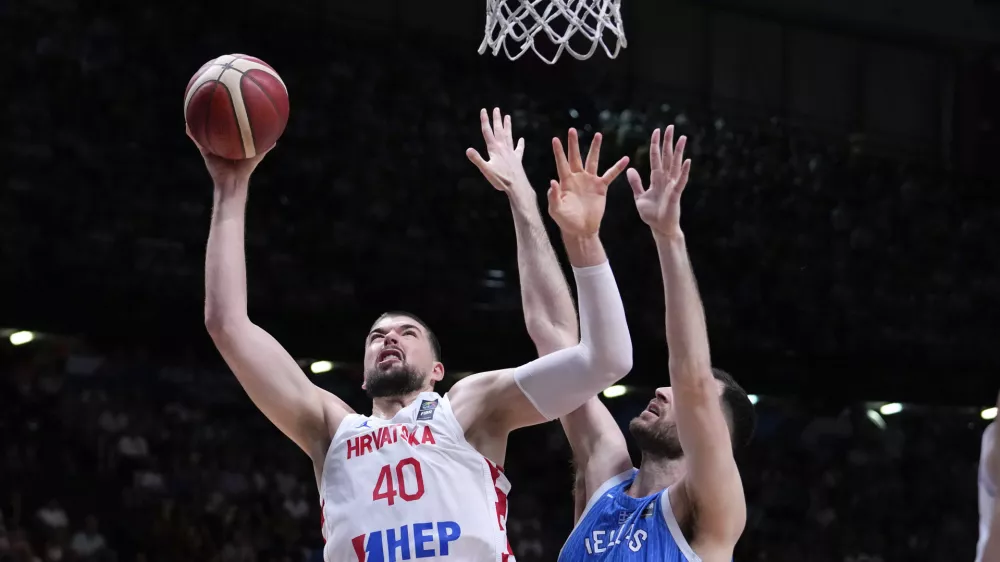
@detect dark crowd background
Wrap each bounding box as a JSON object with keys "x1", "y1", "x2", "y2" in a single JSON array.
[{"x1": 2, "y1": 0, "x2": 999, "y2": 560}]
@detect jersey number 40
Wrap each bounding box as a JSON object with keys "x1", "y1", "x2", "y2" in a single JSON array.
[{"x1": 373, "y1": 457, "x2": 426, "y2": 505}]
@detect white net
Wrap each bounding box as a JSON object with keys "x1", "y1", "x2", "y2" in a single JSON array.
[{"x1": 478, "y1": 0, "x2": 626, "y2": 64}]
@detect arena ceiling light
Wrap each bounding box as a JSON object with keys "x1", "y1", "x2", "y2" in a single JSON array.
[
  {"x1": 866, "y1": 409, "x2": 887, "y2": 430},
  {"x1": 9, "y1": 331, "x2": 34, "y2": 346},
  {"x1": 309, "y1": 361, "x2": 333, "y2": 374},
  {"x1": 982, "y1": 407, "x2": 998, "y2": 421},
  {"x1": 602, "y1": 385, "x2": 627, "y2": 399},
  {"x1": 748, "y1": 394, "x2": 759, "y2": 405},
  {"x1": 879, "y1": 403, "x2": 903, "y2": 416}
]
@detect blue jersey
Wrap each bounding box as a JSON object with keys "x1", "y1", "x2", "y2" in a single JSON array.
[{"x1": 558, "y1": 469, "x2": 701, "y2": 562}]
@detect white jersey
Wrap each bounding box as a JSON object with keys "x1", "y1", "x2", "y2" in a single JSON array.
[
  {"x1": 977, "y1": 422, "x2": 997, "y2": 562},
  {"x1": 319, "y1": 392, "x2": 516, "y2": 562}
]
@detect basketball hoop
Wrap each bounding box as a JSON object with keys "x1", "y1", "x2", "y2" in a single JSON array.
[{"x1": 478, "y1": 0, "x2": 626, "y2": 65}]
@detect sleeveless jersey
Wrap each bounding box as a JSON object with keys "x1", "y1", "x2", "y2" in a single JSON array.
[
  {"x1": 976, "y1": 422, "x2": 997, "y2": 562},
  {"x1": 558, "y1": 469, "x2": 702, "y2": 562},
  {"x1": 318, "y1": 392, "x2": 515, "y2": 562}
]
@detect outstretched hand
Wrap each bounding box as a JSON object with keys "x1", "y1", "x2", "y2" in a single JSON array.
[
  {"x1": 626, "y1": 125, "x2": 691, "y2": 238},
  {"x1": 186, "y1": 125, "x2": 272, "y2": 188},
  {"x1": 548, "y1": 129, "x2": 629, "y2": 238},
  {"x1": 466, "y1": 108, "x2": 529, "y2": 197}
]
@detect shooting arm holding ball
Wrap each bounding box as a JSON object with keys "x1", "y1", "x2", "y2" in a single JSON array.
[{"x1": 192, "y1": 132, "x2": 353, "y2": 469}]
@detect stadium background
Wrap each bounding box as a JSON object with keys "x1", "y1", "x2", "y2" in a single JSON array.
[{"x1": 2, "y1": 0, "x2": 999, "y2": 559}]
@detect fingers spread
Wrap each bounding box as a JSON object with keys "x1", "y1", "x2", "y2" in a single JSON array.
[
  {"x1": 568, "y1": 128, "x2": 584, "y2": 171},
  {"x1": 480, "y1": 108, "x2": 495, "y2": 144},
  {"x1": 466, "y1": 148, "x2": 488, "y2": 171},
  {"x1": 649, "y1": 128, "x2": 662, "y2": 172},
  {"x1": 546, "y1": 179, "x2": 562, "y2": 210},
  {"x1": 492, "y1": 108, "x2": 504, "y2": 144},
  {"x1": 676, "y1": 159, "x2": 691, "y2": 192},
  {"x1": 661, "y1": 125, "x2": 675, "y2": 172},
  {"x1": 585, "y1": 132, "x2": 602, "y2": 175},
  {"x1": 672, "y1": 135, "x2": 687, "y2": 175},
  {"x1": 515, "y1": 137, "x2": 525, "y2": 158},
  {"x1": 601, "y1": 156, "x2": 630, "y2": 184},
  {"x1": 626, "y1": 168, "x2": 645, "y2": 198},
  {"x1": 552, "y1": 137, "x2": 571, "y2": 178}
]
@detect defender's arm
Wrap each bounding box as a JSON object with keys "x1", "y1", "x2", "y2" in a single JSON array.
[{"x1": 629, "y1": 127, "x2": 746, "y2": 556}]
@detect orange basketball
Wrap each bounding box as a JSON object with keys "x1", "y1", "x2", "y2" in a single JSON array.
[{"x1": 184, "y1": 54, "x2": 289, "y2": 160}]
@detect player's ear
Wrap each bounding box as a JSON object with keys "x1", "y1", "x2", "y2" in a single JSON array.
[{"x1": 431, "y1": 362, "x2": 445, "y2": 383}]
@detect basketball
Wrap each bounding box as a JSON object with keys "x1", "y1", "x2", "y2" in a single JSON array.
[{"x1": 184, "y1": 54, "x2": 289, "y2": 160}]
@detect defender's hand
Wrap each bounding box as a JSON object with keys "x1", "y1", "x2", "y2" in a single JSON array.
[
  {"x1": 466, "y1": 108, "x2": 529, "y2": 196},
  {"x1": 548, "y1": 129, "x2": 629, "y2": 238},
  {"x1": 186, "y1": 125, "x2": 272, "y2": 188},
  {"x1": 626, "y1": 126, "x2": 691, "y2": 238}
]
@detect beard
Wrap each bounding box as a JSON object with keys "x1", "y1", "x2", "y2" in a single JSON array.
[
  {"x1": 629, "y1": 416, "x2": 685, "y2": 460},
  {"x1": 364, "y1": 362, "x2": 425, "y2": 399}
]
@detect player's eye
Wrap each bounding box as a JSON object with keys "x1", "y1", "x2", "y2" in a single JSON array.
[
  {"x1": 403, "y1": 330, "x2": 418, "y2": 337},
  {"x1": 369, "y1": 333, "x2": 384, "y2": 342}
]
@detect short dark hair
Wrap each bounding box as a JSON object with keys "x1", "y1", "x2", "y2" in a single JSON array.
[
  {"x1": 712, "y1": 368, "x2": 756, "y2": 449},
  {"x1": 370, "y1": 311, "x2": 442, "y2": 361}
]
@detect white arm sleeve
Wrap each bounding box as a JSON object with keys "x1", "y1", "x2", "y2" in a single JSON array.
[{"x1": 512, "y1": 261, "x2": 633, "y2": 420}]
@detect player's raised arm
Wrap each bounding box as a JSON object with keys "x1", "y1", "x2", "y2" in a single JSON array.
[
  {"x1": 469, "y1": 111, "x2": 633, "y2": 518},
  {"x1": 451, "y1": 128, "x2": 633, "y2": 443},
  {"x1": 191, "y1": 131, "x2": 352, "y2": 461},
  {"x1": 627, "y1": 126, "x2": 746, "y2": 556},
  {"x1": 467, "y1": 108, "x2": 579, "y2": 356}
]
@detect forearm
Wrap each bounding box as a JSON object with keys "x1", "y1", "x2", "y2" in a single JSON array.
[
  {"x1": 654, "y1": 231, "x2": 712, "y2": 379},
  {"x1": 512, "y1": 260, "x2": 632, "y2": 420},
  {"x1": 204, "y1": 180, "x2": 251, "y2": 326},
  {"x1": 508, "y1": 189, "x2": 578, "y2": 355}
]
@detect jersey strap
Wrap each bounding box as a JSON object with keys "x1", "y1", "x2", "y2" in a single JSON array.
[
  {"x1": 577, "y1": 468, "x2": 637, "y2": 528},
  {"x1": 659, "y1": 487, "x2": 701, "y2": 562}
]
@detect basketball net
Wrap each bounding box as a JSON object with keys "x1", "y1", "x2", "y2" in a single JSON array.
[{"x1": 479, "y1": 0, "x2": 626, "y2": 64}]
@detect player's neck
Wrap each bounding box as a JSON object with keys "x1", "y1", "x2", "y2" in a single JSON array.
[
  {"x1": 630, "y1": 456, "x2": 685, "y2": 498},
  {"x1": 371, "y1": 390, "x2": 426, "y2": 420}
]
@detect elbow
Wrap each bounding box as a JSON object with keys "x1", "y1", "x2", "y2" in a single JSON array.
[
  {"x1": 204, "y1": 307, "x2": 250, "y2": 340},
  {"x1": 594, "y1": 342, "x2": 633, "y2": 380}
]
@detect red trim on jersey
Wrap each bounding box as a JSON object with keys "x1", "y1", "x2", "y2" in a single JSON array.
[
  {"x1": 484, "y1": 457, "x2": 515, "y2": 560},
  {"x1": 320, "y1": 499, "x2": 327, "y2": 543}
]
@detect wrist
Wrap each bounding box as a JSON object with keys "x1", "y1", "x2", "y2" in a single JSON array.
[
  {"x1": 506, "y1": 179, "x2": 536, "y2": 208},
  {"x1": 214, "y1": 178, "x2": 249, "y2": 196},
  {"x1": 652, "y1": 228, "x2": 685, "y2": 246},
  {"x1": 562, "y1": 233, "x2": 606, "y2": 267}
]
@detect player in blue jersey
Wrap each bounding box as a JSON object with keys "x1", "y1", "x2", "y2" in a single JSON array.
[{"x1": 512, "y1": 125, "x2": 756, "y2": 561}]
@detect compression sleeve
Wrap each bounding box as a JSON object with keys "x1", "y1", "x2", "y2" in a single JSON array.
[{"x1": 512, "y1": 261, "x2": 633, "y2": 420}]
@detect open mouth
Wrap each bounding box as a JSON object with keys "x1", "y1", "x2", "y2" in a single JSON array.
[
  {"x1": 645, "y1": 401, "x2": 660, "y2": 416},
  {"x1": 377, "y1": 348, "x2": 404, "y2": 366}
]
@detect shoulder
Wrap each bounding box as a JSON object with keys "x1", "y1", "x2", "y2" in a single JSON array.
[
  {"x1": 447, "y1": 369, "x2": 514, "y2": 399},
  {"x1": 311, "y1": 389, "x2": 357, "y2": 457},
  {"x1": 446, "y1": 368, "x2": 523, "y2": 428}
]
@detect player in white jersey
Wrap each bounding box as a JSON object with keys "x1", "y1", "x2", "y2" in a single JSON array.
[
  {"x1": 509, "y1": 126, "x2": 755, "y2": 561},
  {"x1": 188, "y1": 108, "x2": 634, "y2": 561},
  {"x1": 976, "y1": 391, "x2": 999, "y2": 562}
]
